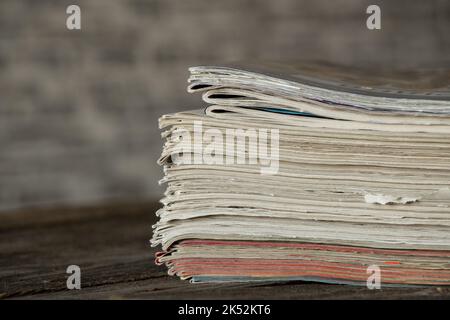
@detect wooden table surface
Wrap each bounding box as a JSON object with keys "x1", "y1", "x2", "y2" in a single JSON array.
[{"x1": 1, "y1": 202, "x2": 449, "y2": 300}]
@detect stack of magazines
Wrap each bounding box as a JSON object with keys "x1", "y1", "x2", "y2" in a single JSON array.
[{"x1": 153, "y1": 62, "x2": 450, "y2": 286}]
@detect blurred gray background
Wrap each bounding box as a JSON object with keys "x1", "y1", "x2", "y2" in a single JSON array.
[{"x1": 1, "y1": 0, "x2": 449, "y2": 211}]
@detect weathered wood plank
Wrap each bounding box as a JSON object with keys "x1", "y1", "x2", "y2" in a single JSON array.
[{"x1": 1, "y1": 202, "x2": 450, "y2": 299}]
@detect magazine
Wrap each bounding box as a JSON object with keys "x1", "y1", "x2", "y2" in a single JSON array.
[{"x1": 153, "y1": 62, "x2": 450, "y2": 285}]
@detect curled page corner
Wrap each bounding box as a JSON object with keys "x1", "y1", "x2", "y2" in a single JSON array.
[{"x1": 364, "y1": 193, "x2": 420, "y2": 205}]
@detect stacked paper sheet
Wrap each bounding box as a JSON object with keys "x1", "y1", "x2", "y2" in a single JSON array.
[{"x1": 153, "y1": 63, "x2": 450, "y2": 285}]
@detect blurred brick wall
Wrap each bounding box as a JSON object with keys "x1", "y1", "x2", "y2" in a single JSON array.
[{"x1": 0, "y1": 0, "x2": 449, "y2": 210}]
